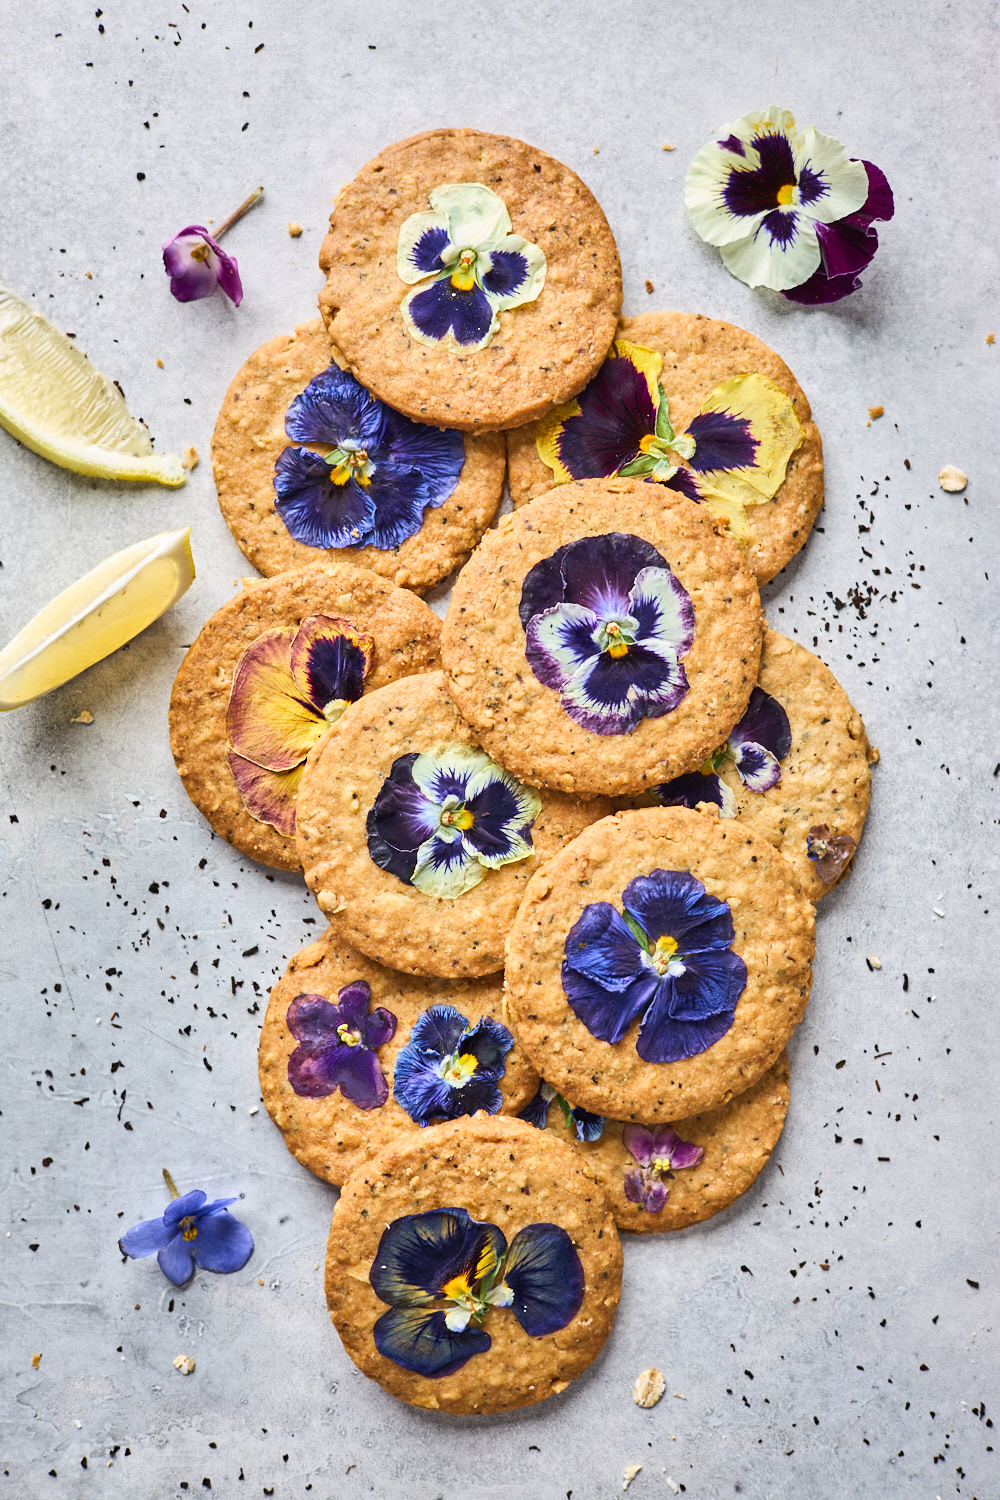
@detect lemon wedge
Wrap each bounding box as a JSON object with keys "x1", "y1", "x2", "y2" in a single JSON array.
[
  {"x1": 0, "y1": 528, "x2": 195, "y2": 710},
  {"x1": 0, "y1": 285, "x2": 185, "y2": 485}
]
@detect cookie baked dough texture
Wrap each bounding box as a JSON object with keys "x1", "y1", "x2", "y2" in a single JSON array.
[
  {"x1": 212, "y1": 320, "x2": 506, "y2": 592},
  {"x1": 169, "y1": 562, "x2": 442, "y2": 872},
  {"x1": 505, "y1": 806, "x2": 815, "y2": 1122},
  {"x1": 317, "y1": 128, "x2": 623, "y2": 431},
  {"x1": 326, "y1": 1115, "x2": 623, "y2": 1414},
  {"x1": 442, "y1": 479, "x2": 763, "y2": 797},
  {"x1": 295, "y1": 671, "x2": 613, "y2": 978},
  {"x1": 260, "y1": 928, "x2": 539, "y2": 1186},
  {"x1": 507, "y1": 310, "x2": 825, "y2": 586}
]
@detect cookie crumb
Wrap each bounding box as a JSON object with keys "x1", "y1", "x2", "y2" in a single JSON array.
[
  {"x1": 182, "y1": 445, "x2": 199, "y2": 472},
  {"x1": 173, "y1": 1354, "x2": 195, "y2": 1375},
  {"x1": 623, "y1": 1465, "x2": 642, "y2": 1490},
  {"x1": 938, "y1": 464, "x2": 967, "y2": 492},
  {"x1": 31, "y1": 1353, "x2": 42, "y2": 1369},
  {"x1": 248, "y1": 1104, "x2": 259, "y2": 1115},
  {"x1": 869, "y1": 955, "x2": 882, "y2": 969},
  {"x1": 987, "y1": 332, "x2": 995, "y2": 344},
  {"x1": 633, "y1": 1367, "x2": 666, "y2": 1407},
  {"x1": 85, "y1": 271, "x2": 93, "y2": 279},
  {"x1": 868, "y1": 405, "x2": 884, "y2": 420},
  {"x1": 661, "y1": 142, "x2": 676, "y2": 151},
  {"x1": 156, "y1": 358, "x2": 164, "y2": 369},
  {"x1": 71, "y1": 709, "x2": 94, "y2": 724},
  {"x1": 666, "y1": 1481, "x2": 680, "y2": 1496},
  {"x1": 287, "y1": 221, "x2": 303, "y2": 237},
  {"x1": 592, "y1": 146, "x2": 600, "y2": 154},
  {"x1": 644, "y1": 279, "x2": 655, "y2": 294}
]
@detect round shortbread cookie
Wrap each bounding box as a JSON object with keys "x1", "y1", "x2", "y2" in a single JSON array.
[
  {"x1": 259, "y1": 928, "x2": 539, "y2": 1186},
  {"x1": 212, "y1": 320, "x2": 506, "y2": 592},
  {"x1": 505, "y1": 806, "x2": 814, "y2": 1122},
  {"x1": 317, "y1": 128, "x2": 622, "y2": 431},
  {"x1": 441, "y1": 480, "x2": 763, "y2": 798},
  {"x1": 507, "y1": 310, "x2": 824, "y2": 585},
  {"x1": 169, "y1": 563, "x2": 441, "y2": 872},
  {"x1": 326, "y1": 1115, "x2": 622, "y2": 1413},
  {"x1": 295, "y1": 670, "x2": 612, "y2": 978}
]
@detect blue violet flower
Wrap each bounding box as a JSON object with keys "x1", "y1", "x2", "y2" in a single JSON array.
[
  {"x1": 519, "y1": 1080, "x2": 605, "y2": 1142},
  {"x1": 806, "y1": 823, "x2": 858, "y2": 884},
  {"x1": 562, "y1": 868, "x2": 747, "y2": 1064},
  {"x1": 285, "y1": 981, "x2": 397, "y2": 1107},
  {"x1": 119, "y1": 1169, "x2": 253, "y2": 1286},
  {"x1": 656, "y1": 685, "x2": 791, "y2": 817},
  {"x1": 519, "y1": 533, "x2": 695, "y2": 736},
  {"x1": 370, "y1": 1207, "x2": 584, "y2": 1376},
  {"x1": 621, "y1": 1123, "x2": 705, "y2": 1213},
  {"x1": 367, "y1": 743, "x2": 542, "y2": 899},
  {"x1": 273, "y1": 365, "x2": 465, "y2": 552},
  {"x1": 396, "y1": 183, "x2": 546, "y2": 351},
  {"x1": 393, "y1": 1005, "x2": 514, "y2": 1127}
]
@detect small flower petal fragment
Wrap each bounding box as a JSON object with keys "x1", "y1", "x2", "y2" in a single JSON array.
[
  {"x1": 634, "y1": 1367, "x2": 666, "y2": 1408},
  {"x1": 938, "y1": 465, "x2": 968, "y2": 493},
  {"x1": 119, "y1": 1177, "x2": 253, "y2": 1287},
  {"x1": 806, "y1": 823, "x2": 857, "y2": 884},
  {"x1": 393, "y1": 1005, "x2": 514, "y2": 1126},
  {"x1": 397, "y1": 182, "x2": 546, "y2": 351},
  {"x1": 286, "y1": 982, "x2": 396, "y2": 1107},
  {"x1": 685, "y1": 107, "x2": 891, "y2": 303}
]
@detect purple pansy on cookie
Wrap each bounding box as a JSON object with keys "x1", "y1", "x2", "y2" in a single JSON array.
[
  {"x1": 370, "y1": 1207, "x2": 584, "y2": 1377},
  {"x1": 273, "y1": 364, "x2": 465, "y2": 550},
  {"x1": 562, "y1": 868, "x2": 747, "y2": 1064},
  {"x1": 621, "y1": 1123, "x2": 704, "y2": 1213},
  {"x1": 806, "y1": 823, "x2": 858, "y2": 883},
  {"x1": 519, "y1": 1080, "x2": 605, "y2": 1143},
  {"x1": 656, "y1": 685, "x2": 792, "y2": 816},
  {"x1": 518, "y1": 533, "x2": 695, "y2": 736},
  {"x1": 285, "y1": 981, "x2": 397, "y2": 1107},
  {"x1": 393, "y1": 1004, "x2": 514, "y2": 1127}
]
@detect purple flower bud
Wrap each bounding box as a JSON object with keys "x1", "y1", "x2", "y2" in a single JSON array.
[{"x1": 162, "y1": 224, "x2": 243, "y2": 305}]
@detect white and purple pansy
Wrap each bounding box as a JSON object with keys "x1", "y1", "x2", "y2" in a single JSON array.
[
  {"x1": 273, "y1": 365, "x2": 465, "y2": 551},
  {"x1": 396, "y1": 182, "x2": 546, "y2": 351},
  {"x1": 685, "y1": 106, "x2": 894, "y2": 304},
  {"x1": 519, "y1": 1080, "x2": 606, "y2": 1143},
  {"x1": 657, "y1": 685, "x2": 792, "y2": 817},
  {"x1": 519, "y1": 532, "x2": 695, "y2": 736},
  {"x1": 285, "y1": 981, "x2": 397, "y2": 1108},
  {"x1": 621, "y1": 1123, "x2": 705, "y2": 1213},
  {"x1": 535, "y1": 340, "x2": 804, "y2": 544},
  {"x1": 393, "y1": 1004, "x2": 514, "y2": 1127},
  {"x1": 366, "y1": 743, "x2": 542, "y2": 899},
  {"x1": 370, "y1": 1207, "x2": 584, "y2": 1377},
  {"x1": 806, "y1": 823, "x2": 858, "y2": 884},
  {"x1": 562, "y1": 869, "x2": 747, "y2": 1065}
]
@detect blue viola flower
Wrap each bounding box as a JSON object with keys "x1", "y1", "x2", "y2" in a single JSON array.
[
  {"x1": 806, "y1": 822, "x2": 858, "y2": 884},
  {"x1": 367, "y1": 743, "x2": 542, "y2": 899},
  {"x1": 286, "y1": 981, "x2": 397, "y2": 1108},
  {"x1": 656, "y1": 686, "x2": 792, "y2": 816},
  {"x1": 396, "y1": 183, "x2": 546, "y2": 351},
  {"x1": 519, "y1": 533, "x2": 695, "y2": 736},
  {"x1": 272, "y1": 365, "x2": 465, "y2": 551},
  {"x1": 519, "y1": 1080, "x2": 605, "y2": 1143},
  {"x1": 562, "y1": 869, "x2": 747, "y2": 1064},
  {"x1": 393, "y1": 1005, "x2": 513, "y2": 1127},
  {"x1": 119, "y1": 1170, "x2": 253, "y2": 1287},
  {"x1": 370, "y1": 1207, "x2": 585, "y2": 1377}
]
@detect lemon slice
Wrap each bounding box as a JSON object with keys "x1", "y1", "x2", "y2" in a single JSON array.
[
  {"x1": 0, "y1": 528, "x2": 195, "y2": 710},
  {"x1": 0, "y1": 285, "x2": 185, "y2": 485}
]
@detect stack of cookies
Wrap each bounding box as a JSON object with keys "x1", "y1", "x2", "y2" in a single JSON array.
[{"x1": 168, "y1": 128, "x2": 876, "y2": 1415}]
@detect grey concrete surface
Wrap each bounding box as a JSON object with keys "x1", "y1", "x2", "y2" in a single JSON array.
[{"x1": 1, "y1": 2, "x2": 998, "y2": 1496}]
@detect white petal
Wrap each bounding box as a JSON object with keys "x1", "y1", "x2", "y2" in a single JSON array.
[
  {"x1": 719, "y1": 214, "x2": 820, "y2": 291},
  {"x1": 396, "y1": 210, "x2": 453, "y2": 285},
  {"x1": 683, "y1": 106, "x2": 798, "y2": 248},
  {"x1": 482, "y1": 234, "x2": 547, "y2": 312},
  {"x1": 429, "y1": 183, "x2": 511, "y2": 250},
  {"x1": 793, "y1": 128, "x2": 870, "y2": 224},
  {"x1": 411, "y1": 744, "x2": 493, "y2": 802},
  {"x1": 444, "y1": 1305, "x2": 472, "y2": 1332}
]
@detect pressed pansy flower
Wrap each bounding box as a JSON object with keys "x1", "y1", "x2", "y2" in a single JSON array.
[
  {"x1": 684, "y1": 107, "x2": 893, "y2": 303},
  {"x1": 519, "y1": 1080, "x2": 606, "y2": 1143},
  {"x1": 285, "y1": 981, "x2": 397, "y2": 1107},
  {"x1": 370, "y1": 1207, "x2": 584, "y2": 1376},
  {"x1": 519, "y1": 532, "x2": 694, "y2": 735},
  {"x1": 562, "y1": 868, "x2": 747, "y2": 1064},
  {"x1": 226, "y1": 614, "x2": 374, "y2": 836},
  {"x1": 657, "y1": 686, "x2": 792, "y2": 816},
  {"x1": 535, "y1": 339, "x2": 804, "y2": 543},
  {"x1": 273, "y1": 365, "x2": 465, "y2": 551},
  {"x1": 806, "y1": 823, "x2": 858, "y2": 884},
  {"x1": 366, "y1": 743, "x2": 542, "y2": 899},
  {"x1": 393, "y1": 1004, "x2": 514, "y2": 1126},
  {"x1": 119, "y1": 1169, "x2": 253, "y2": 1286},
  {"x1": 396, "y1": 183, "x2": 546, "y2": 351},
  {"x1": 621, "y1": 1124, "x2": 704, "y2": 1213},
  {"x1": 162, "y1": 187, "x2": 263, "y2": 305}
]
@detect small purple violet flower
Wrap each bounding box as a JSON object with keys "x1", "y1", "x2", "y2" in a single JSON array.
[
  {"x1": 621, "y1": 1124, "x2": 704, "y2": 1213},
  {"x1": 806, "y1": 823, "x2": 858, "y2": 884},
  {"x1": 118, "y1": 1169, "x2": 253, "y2": 1285},
  {"x1": 162, "y1": 186, "x2": 263, "y2": 305},
  {"x1": 285, "y1": 981, "x2": 397, "y2": 1108}
]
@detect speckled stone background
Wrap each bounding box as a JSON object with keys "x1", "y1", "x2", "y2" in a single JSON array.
[{"x1": 1, "y1": 3, "x2": 997, "y2": 1497}]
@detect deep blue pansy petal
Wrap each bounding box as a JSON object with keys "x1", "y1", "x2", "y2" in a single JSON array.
[
  {"x1": 570, "y1": 1105, "x2": 606, "y2": 1142},
  {"x1": 163, "y1": 1190, "x2": 208, "y2": 1227},
  {"x1": 392, "y1": 1048, "x2": 459, "y2": 1125},
  {"x1": 458, "y1": 1016, "x2": 514, "y2": 1078},
  {"x1": 370, "y1": 1208, "x2": 507, "y2": 1308},
  {"x1": 119, "y1": 1214, "x2": 177, "y2": 1258},
  {"x1": 563, "y1": 903, "x2": 646, "y2": 989},
  {"x1": 404, "y1": 1004, "x2": 470, "y2": 1060},
  {"x1": 555, "y1": 357, "x2": 658, "y2": 480},
  {"x1": 274, "y1": 446, "x2": 376, "y2": 549},
  {"x1": 656, "y1": 770, "x2": 729, "y2": 813},
  {"x1": 501, "y1": 1223, "x2": 585, "y2": 1336},
  {"x1": 373, "y1": 1306, "x2": 492, "y2": 1378},
  {"x1": 730, "y1": 739, "x2": 780, "y2": 793},
  {"x1": 622, "y1": 870, "x2": 736, "y2": 951},
  {"x1": 731, "y1": 686, "x2": 792, "y2": 761},
  {"x1": 518, "y1": 543, "x2": 572, "y2": 630},
  {"x1": 635, "y1": 1000, "x2": 737, "y2": 1064},
  {"x1": 284, "y1": 365, "x2": 388, "y2": 451},
  {"x1": 408, "y1": 225, "x2": 451, "y2": 276},
  {"x1": 723, "y1": 130, "x2": 797, "y2": 218},
  {"x1": 482, "y1": 249, "x2": 529, "y2": 299},
  {"x1": 406, "y1": 278, "x2": 495, "y2": 347},
  {"x1": 302, "y1": 634, "x2": 369, "y2": 709},
  {"x1": 378, "y1": 410, "x2": 466, "y2": 509},
  {"x1": 558, "y1": 534, "x2": 666, "y2": 620},
  {"x1": 685, "y1": 409, "x2": 759, "y2": 474},
  {"x1": 518, "y1": 1084, "x2": 553, "y2": 1130},
  {"x1": 668, "y1": 946, "x2": 748, "y2": 1022},
  {"x1": 361, "y1": 464, "x2": 431, "y2": 550},
  {"x1": 157, "y1": 1234, "x2": 195, "y2": 1286},
  {"x1": 190, "y1": 1209, "x2": 254, "y2": 1275},
  {"x1": 561, "y1": 966, "x2": 660, "y2": 1045}
]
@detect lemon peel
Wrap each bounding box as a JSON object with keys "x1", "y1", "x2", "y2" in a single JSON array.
[
  {"x1": 0, "y1": 286, "x2": 185, "y2": 485},
  {"x1": 0, "y1": 528, "x2": 195, "y2": 710}
]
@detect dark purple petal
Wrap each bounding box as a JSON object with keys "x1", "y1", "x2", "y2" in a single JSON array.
[
  {"x1": 284, "y1": 365, "x2": 387, "y2": 450},
  {"x1": 759, "y1": 207, "x2": 801, "y2": 249},
  {"x1": 570, "y1": 1104, "x2": 606, "y2": 1142},
  {"x1": 731, "y1": 687, "x2": 791, "y2": 761},
  {"x1": 163, "y1": 1189, "x2": 208, "y2": 1227},
  {"x1": 853, "y1": 161, "x2": 895, "y2": 228},
  {"x1": 722, "y1": 131, "x2": 796, "y2": 217},
  {"x1": 635, "y1": 1000, "x2": 737, "y2": 1065},
  {"x1": 559, "y1": 645, "x2": 688, "y2": 735},
  {"x1": 664, "y1": 467, "x2": 702, "y2": 501},
  {"x1": 554, "y1": 356, "x2": 657, "y2": 480},
  {"x1": 287, "y1": 1038, "x2": 351, "y2": 1098},
  {"x1": 518, "y1": 544, "x2": 573, "y2": 630},
  {"x1": 273, "y1": 446, "x2": 376, "y2": 549},
  {"x1": 559, "y1": 533, "x2": 666, "y2": 619},
  {"x1": 730, "y1": 739, "x2": 781, "y2": 793},
  {"x1": 374, "y1": 1306, "x2": 491, "y2": 1377},
  {"x1": 370, "y1": 1208, "x2": 506, "y2": 1306},
  {"x1": 157, "y1": 1234, "x2": 195, "y2": 1285},
  {"x1": 366, "y1": 755, "x2": 438, "y2": 881},
  {"x1": 457, "y1": 1015, "x2": 514, "y2": 1078},
  {"x1": 408, "y1": 225, "x2": 451, "y2": 275},
  {"x1": 119, "y1": 1213, "x2": 176, "y2": 1258},
  {"x1": 462, "y1": 778, "x2": 525, "y2": 860},
  {"x1": 686, "y1": 409, "x2": 759, "y2": 474},
  {"x1": 285, "y1": 993, "x2": 341, "y2": 1046},
  {"x1": 213, "y1": 245, "x2": 244, "y2": 306},
  {"x1": 668, "y1": 946, "x2": 747, "y2": 1021},
  {"x1": 658, "y1": 1130, "x2": 704, "y2": 1170},
  {"x1": 621, "y1": 1123, "x2": 657, "y2": 1168},
  {"x1": 331, "y1": 980, "x2": 371, "y2": 1026},
  {"x1": 190, "y1": 1209, "x2": 254, "y2": 1274},
  {"x1": 796, "y1": 163, "x2": 827, "y2": 206},
  {"x1": 781, "y1": 165, "x2": 892, "y2": 306},
  {"x1": 363, "y1": 1006, "x2": 398, "y2": 1051},
  {"x1": 363, "y1": 463, "x2": 431, "y2": 550},
  {"x1": 337, "y1": 1044, "x2": 391, "y2": 1109},
  {"x1": 622, "y1": 869, "x2": 736, "y2": 951},
  {"x1": 501, "y1": 1223, "x2": 585, "y2": 1336},
  {"x1": 300, "y1": 631, "x2": 369, "y2": 709},
  {"x1": 656, "y1": 770, "x2": 729, "y2": 812},
  {"x1": 482, "y1": 249, "x2": 529, "y2": 298},
  {"x1": 518, "y1": 1085, "x2": 553, "y2": 1130},
  {"x1": 813, "y1": 217, "x2": 880, "y2": 280},
  {"x1": 623, "y1": 1167, "x2": 669, "y2": 1212},
  {"x1": 563, "y1": 903, "x2": 646, "y2": 989},
  {"x1": 378, "y1": 409, "x2": 465, "y2": 508},
  {"x1": 717, "y1": 134, "x2": 746, "y2": 156},
  {"x1": 562, "y1": 967, "x2": 660, "y2": 1045},
  {"x1": 525, "y1": 604, "x2": 602, "y2": 690},
  {"x1": 407, "y1": 278, "x2": 494, "y2": 346},
  {"x1": 162, "y1": 226, "x2": 242, "y2": 304},
  {"x1": 781, "y1": 268, "x2": 865, "y2": 305}
]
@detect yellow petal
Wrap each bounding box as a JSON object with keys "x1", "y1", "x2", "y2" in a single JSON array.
[
  {"x1": 535, "y1": 396, "x2": 581, "y2": 484},
  {"x1": 698, "y1": 372, "x2": 804, "y2": 498},
  {"x1": 226, "y1": 629, "x2": 324, "y2": 772},
  {"x1": 695, "y1": 482, "x2": 753, "y2": 545}
]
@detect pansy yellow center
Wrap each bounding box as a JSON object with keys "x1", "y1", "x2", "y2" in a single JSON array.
[
  {"x1": 776, "y1": 183, "x2": 796, "y2": 207},
  {"x1": 605, "y1": 622, "x2": 629, "y2": 658},
  {"x1": 337, "y1": 1022, "x2": 363, "y2": 1047},
  {"x1": 651, "y1": 934, "x2": 679, "y2": 974},
  {"x1": 638, "y1": 430, "x2": 697, "y2": 470},
  {"x1": 181, "y1": 1218, "x2": 198, "y2": 1241},
  {"x1": 450, "y1": 248, "x2": 478, "y2": 291},
  {"x1": 329, "y1": 448, "x2": 372, "y2": 488},
  {"x1": 442, "y1": 1270, "x2": 474, "y2": 1302},
  {"x1": 443, "y1": 1051, "x2": 478, "y2": 1085},
  {"x1": 190, "y1": 241, "x2": 211, "y2": 263},
  {"x1": 441, "y1": 806, "x2": 475, "y2": 831}
]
